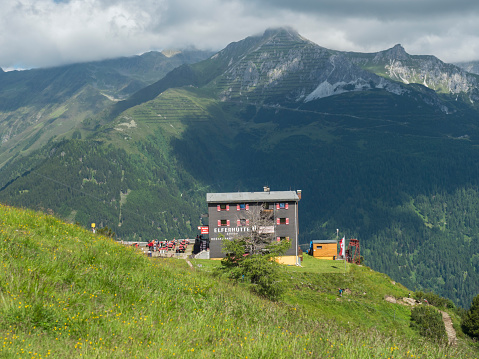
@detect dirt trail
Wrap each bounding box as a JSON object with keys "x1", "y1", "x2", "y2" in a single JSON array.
[
  {"x1": 439, "y1": 310, "x2": 457, "y2": 346},
  {"x1": 385, "y1": 296, "x2": 457, "y2": 346}
]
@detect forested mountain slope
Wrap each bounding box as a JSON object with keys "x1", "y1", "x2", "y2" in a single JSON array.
[{"x1": 0, "y1": 49, "x2": 213, "y2": 167}]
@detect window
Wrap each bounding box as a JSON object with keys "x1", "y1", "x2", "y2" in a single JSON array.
[
  {"x1": 217, "y1": 204, "x2": 230, "y2": 211},
  {"x1": 218, "y1": 219, "x2": 230, "y2": 227},
  {"x1": 276, "y1": 236, "x2": 290, "y2": 241},
  {"x1": 316, "y1": 245, "x2": 323, "y2": 249},
  {"x1": 276, "y1": 202, "x2": 289, "y2": 210},
  {"x1": 276, "y1": 218, "x2": 289, "y2": 225},
  {"x1": 261, "y1": 203, "x2": 274, "y2": 219},
  {"x1": 237, "y1": 219, "x2": 249, "y2": 226},
  {"x1": 237, "y1": 203, "x2": 249, "y2": 211}
]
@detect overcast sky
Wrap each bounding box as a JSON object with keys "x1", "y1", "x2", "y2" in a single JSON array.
[{"x1": 2, "y1": 0, "x2": 479, "y2": 70}]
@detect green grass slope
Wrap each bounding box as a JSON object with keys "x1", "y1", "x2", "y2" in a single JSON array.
[{"x1": 1, "y1": 204, "x2": 477, "y2": 358}]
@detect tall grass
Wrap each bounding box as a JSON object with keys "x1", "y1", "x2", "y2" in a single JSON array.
[{"x1": 1, "y1": 204, "x2": 477, "y2": 358}]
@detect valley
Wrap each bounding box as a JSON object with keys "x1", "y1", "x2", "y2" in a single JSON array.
[{"x1": 1, "y1": 28, "x2": 479, "y2": 309}]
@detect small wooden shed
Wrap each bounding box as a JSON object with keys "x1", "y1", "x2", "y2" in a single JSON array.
[{"x1": 309, "y1": 239, "x2": 337, "y2": 260}]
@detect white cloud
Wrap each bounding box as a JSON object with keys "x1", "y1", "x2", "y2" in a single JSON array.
[{"x1": 0, "y1": 0, "x2": 478, "y2": 69}]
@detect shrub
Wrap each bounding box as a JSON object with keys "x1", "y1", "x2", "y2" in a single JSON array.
[
  {"x1": 239, "y1": 254, "x2": 285, "y2": 301},
  {"x1": 218, "y1": 234, "x2": 290, "y2": 301},
  {"x1": 462, "y1": 294, "x2": 479, "y2": 338},
  {"x1": 96, "y1": 225, "x2": 115, "y2": 238},
  {"x1": 414, "y1": 291, "x2": 455, "y2": 309},
  {"x1": 410, "y1": 305, "x2": 447, "y2": 343}
]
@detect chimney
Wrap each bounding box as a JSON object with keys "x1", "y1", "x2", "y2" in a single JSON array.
[
  {"x1": 297, "y1": 190, "x2": 302, "y2": 200},
  {"x1": 263, "y1": 186, "x2": 270, "y2": 192}
]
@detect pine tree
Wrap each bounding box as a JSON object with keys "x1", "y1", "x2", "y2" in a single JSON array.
[{"x1": 462, "y1": 294, "x2": 479, "y2": 338}]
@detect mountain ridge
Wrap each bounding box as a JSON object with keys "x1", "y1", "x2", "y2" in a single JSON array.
[
  {"x1": 108, "y1": 28, "x2": 477, "y2": 117},
  {"x1": 345, "y1": 43, "x2": 479, "y2": 100},
  {"x1": 0, "y1": 48, "x2": 214, "y2": 167}
]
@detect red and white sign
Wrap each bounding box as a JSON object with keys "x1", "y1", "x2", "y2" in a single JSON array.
[
  {"x1": 200, "y1": 226, "x2": 209, "y2": 234},
  {"x1": 340, "y1": 237, "x2": 345, "y2": 257}
]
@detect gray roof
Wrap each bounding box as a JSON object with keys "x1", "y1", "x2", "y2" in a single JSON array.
[
  {"x1": 311, "y1": 240, "x2": 337, "y2": 244},
  {"x1": 207, "y1": 190, "x2": 300, "y2": 203}
]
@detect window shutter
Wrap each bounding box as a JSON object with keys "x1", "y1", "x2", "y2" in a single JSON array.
[
  {"x1": 237, "y1": 219, "x2": 241, "y2": 226},
  {"x1": 286, "y1": 218, "x2": 290, "y2": 225},
  {"x1": 276, "y1": 203, "x2": 280, "y2": 210},
  {"x1": 226, "y1": 205, "x2": 230, "y2": 211},
  {"x1": 246, "y1": 204, "x2": 249, "y2": 210},
  {"x1": 286, "y1": 237, "x2": 290, "y2": 241},
  {"x1": 227, "y1": 220, "x2": 230, "y2": 227},
  {"x1": 246, "y1": 219, "x2": 249, "y2": 226},
  {"x1": 217, "y1": 205, "x2": 221, "y2": 212},
  {"x1": 237, "y1": 204, "x2": 240, "y2": 211},
  {"x1": 217, "y1": 220, "x2": 221, "y2": 226},
  {"x1": 277, "y1": 237, "x2": 280, "y2": 242},
  {"x1": 285, "y1": 203, "x2": 289, "y2": 209},
  {"x1": 276, "y1": 218, "x2": 280, "y2": 225}
]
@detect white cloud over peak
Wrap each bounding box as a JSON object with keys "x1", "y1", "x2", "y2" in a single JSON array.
[{"x1": 1, "y1": 0, "x2": 479, "y2": 69}]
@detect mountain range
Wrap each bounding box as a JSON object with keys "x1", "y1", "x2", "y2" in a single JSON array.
[
  {"x1": 0, "y1": 48, "x2": 213, "y2": 167},
  {"x1": 2, "y1": 27, "x2": 479, "y2": 308}
]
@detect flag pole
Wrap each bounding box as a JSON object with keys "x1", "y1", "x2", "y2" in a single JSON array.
[{"x1": 336, "y1": 229, "x2": 339, "y2": 259}]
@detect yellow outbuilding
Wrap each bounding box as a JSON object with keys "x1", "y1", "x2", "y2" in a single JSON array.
[{"x1": 309, "y1": 240, "x2": 337, "y2": 260}]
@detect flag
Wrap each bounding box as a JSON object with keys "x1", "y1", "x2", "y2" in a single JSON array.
[{"x1": 340, "y1": 236, "x2": 345, "y2": 257}]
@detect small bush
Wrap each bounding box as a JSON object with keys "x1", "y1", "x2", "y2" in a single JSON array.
[
  {"x1": 410, "y1": 305, "x2": 447, "y2": 343},
  {"x1": 242, "y1": 255, "x2": 285, "y2": 301},
  {"x1": 219, "y1": 234, "x2": 290, "y2": 301},
  {"x1": 414, "y1": 291, "x2": 454, "y2": 309},
  {"x1": 96, "y1": 225, "x2": 115, "y2": 238}
]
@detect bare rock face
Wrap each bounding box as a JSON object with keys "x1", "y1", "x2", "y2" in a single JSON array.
[
  {"x1": 213, "y1": 29, "x2": 472, "y2": 113},
  {"x1": 373, "y1": 44, "x2": 410, "y2": 62},
  {"x1": 367, "y1": 44, "x2": 479, "y2": 100},
  {"x1": 385, "y1": 57, "x2": 477, "y2": 95},
  {"x1": 401, "y1": 297, "x2": 418, "y2": 306},
  {"x1": 216, "y1": 29, "x2": 409, "y2": 105},
  {"x1": 456, "y1": 60, "x2": 479, "y2": 75},
  {"x1": 343, "y1": 43, "x2": 479, "y2": 106},
  {"x1": 385, "y1": 295, "x2": 420, "y2": 306},
  {"x1": 385, "y1": 295, "x2": 397, "y2": 304}
]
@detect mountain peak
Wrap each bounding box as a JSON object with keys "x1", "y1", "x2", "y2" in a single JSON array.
[
  {"x1": 379, "y1": 44, "x2": 410, "y2": 61},
  {"x1": 209, "y1": 26, "x2": 309, "y2": 75},
  {"x1": 391, "y1": 44, "x2": 405, "y2": 51},
  {"x1": 262, "y1": 27, "x2": 300, "y2": 38},
  {"x1": 257, "y1": 27, "x2": 308, "y2": 44},
  {"x1": 161, "y1": 49, "x2": 182, "y2": 58},
  {"x1": 370, "y1": 44, "x2": 409, "y2": 64}
]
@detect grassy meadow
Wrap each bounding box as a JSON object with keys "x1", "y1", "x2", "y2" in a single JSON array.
[{"x1": 1, "y1": 203, "x2": 478, "y2": 358}]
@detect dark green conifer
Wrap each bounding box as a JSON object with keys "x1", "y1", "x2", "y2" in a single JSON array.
[{"x1": 462, "y1": 294, "x2": 479, "y2": 338}]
